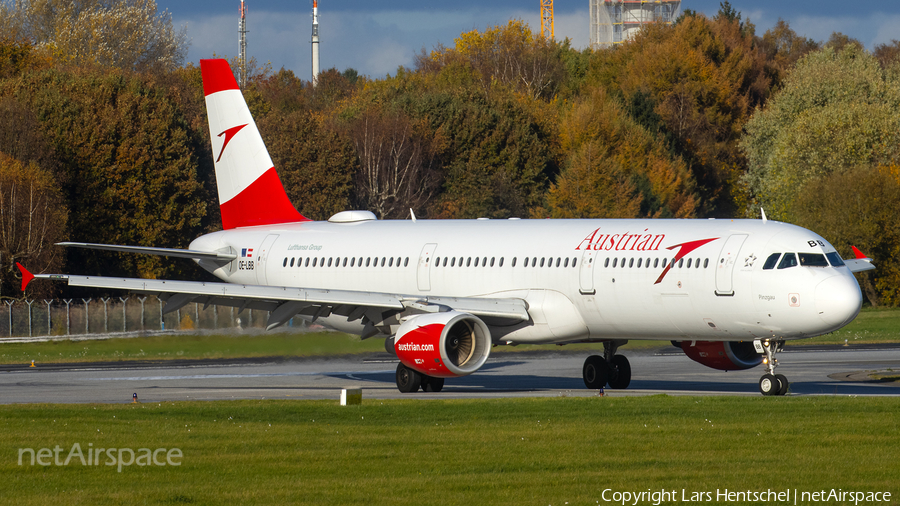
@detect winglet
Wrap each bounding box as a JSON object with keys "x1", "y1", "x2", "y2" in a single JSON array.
[
  {"x1": 851, "y1": 246, "x2": 867, "y2": 259},
  {"x1": 16, "y1": 263, "x2": 34, "y2": 291}
]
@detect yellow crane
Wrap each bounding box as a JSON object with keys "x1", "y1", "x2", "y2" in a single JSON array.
[{"x1": 540, "y1": 0, "x2": 554, "y2": 39}]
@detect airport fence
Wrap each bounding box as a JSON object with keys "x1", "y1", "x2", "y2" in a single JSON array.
[{"x1": 0, "y1": 297, "x2": 299, "y2": 340}]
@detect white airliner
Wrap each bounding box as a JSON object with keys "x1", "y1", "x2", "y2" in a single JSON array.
[{"x1": 19, "y1": 59, "x2": 875, "y2": 396}]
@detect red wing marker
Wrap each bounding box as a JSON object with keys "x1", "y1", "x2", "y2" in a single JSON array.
[
  {"x1": 16, "y1": 263, "x2": 34, "y2": 291},
  {"x1": 851, "y1": 246, "x2": 867, "y2": 259}
]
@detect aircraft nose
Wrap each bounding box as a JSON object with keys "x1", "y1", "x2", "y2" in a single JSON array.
[{"x1": 815, "y1": 274, "x2": 862, "y2": 328}]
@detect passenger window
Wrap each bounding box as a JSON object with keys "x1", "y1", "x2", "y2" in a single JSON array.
[
  {"x1": 381, "y1": 257, "x2": 386, "y2": 267},
  {"x1": 351, "y1": 257, "x2": 355, "y2": 267},
  {"x1": 451, "y1": 257, "x2": 456, "y2": 267},
  {"x1": 565, "y1": 258, "x2": 570, "y2": 268},
  {"x1": 490, "y1": 257, "x2": 495, "y2": 267},
  {"x1": 312, "y1": 258, "x2": 318, "y2": 267},
  {"x1": 687, "y1": 258, "x2": 692, "y2": 268},
  {"x1": 343, "y1": 258, "x2": 348, "y2": 267},
  {"x1": 511, "y1": 257, "x2": 517, "y2": 267},
  {"x1": 359, "y1": 257, "x2": 363, "y2": 266},
  {"x1": 762, "y1": 253, "x2": 781, "y2": 270},
  {"x1": 678, "y1": 259, "x2": 683, "y2": 268},
  {"x1": 612, "y1": 258, "x2": 618, "y2": 268},
  {"x1": 703, "y1": 258, "x2": 708, "y2": 268},
  {"x1": 499, "y1": 258, "x2": 504, "y2": 267},
  {"x1": 482, "y1": 257, "x2": 487, "y2": 266},
  {"x1": 637, "y1": 258, "x2": 642, "y2": 268},
  {"x1": 826, "y1": 252, "x2": 845, "y2": 267},
  {"x1": 389, "y1": 257, "x2": 394, "y2": 267},
  {"x1": 798, "y1": 253, "x2": 828, "y2": 267},
  {"x1": 654, "y1": 258, "x2": 659, "y2": 268},
  {"x1": 365, "y1": 258, "x2": 371, "y2": 267},
  {"x1": 646, "y1": 257, "x2": 650, "y2": 268},
  {"x1": 556, "y1": 258, "x2": 561, "y2": 268},
  {"x1": 532, "y1": 258, "x2": 537, "y2": 267},
  {"x1": 283, "y1": 258, "x2": 288, "y2": 267},
  {"x1": 628, "y1": 258, "x2": 634, "y2": 268},
  {"x1": 572, "y1": 258, "x2": 577, "y2": 268},
  {"x1": 466, "y1": 257, "x2": 472, "y2": 267},
  {"x1": 604, "y1": 258, "x2": 609, "y2": 268},
  {"x1": 327, "y1": 258, "x2": 332, "y2": 267},
  {"x1": 540, "y1": 258, "x2": 545, "y2": 268},
  {"x1": 442, "y1": 257, "x2": 447, "y2": 267},
  {"x1": 777, "y1": 253, "x2": 798, "y2": 269},
  {"x1": 435, "y1": 257, "x2": 440, "y2": 266},
  {"x1": 305, "y1": 258, "x2": 310, "y2": 267},
  {"x1": 404, "y1": 257, "x2": 409, "y2": 267}
]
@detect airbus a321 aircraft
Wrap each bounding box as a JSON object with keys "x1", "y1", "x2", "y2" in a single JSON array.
[{"x1": 19, "y1": 59, "x2": 876, "y2": 396}]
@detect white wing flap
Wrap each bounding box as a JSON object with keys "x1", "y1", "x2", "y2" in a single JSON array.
[{"x1": 35, "y1": 274, "x2": 529, "y2": 322}]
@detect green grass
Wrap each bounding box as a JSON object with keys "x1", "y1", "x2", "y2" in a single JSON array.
[
  {"x1": 797, "y1": 306, "x2": 900, "y2": 346},
  {"x1": 0, "y1": 397, "x2": 897, "y2": 505}
]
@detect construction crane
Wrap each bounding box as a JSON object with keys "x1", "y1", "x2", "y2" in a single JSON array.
[{"x1": 540, "y1": 0, "x2": 554, "y2": 39}]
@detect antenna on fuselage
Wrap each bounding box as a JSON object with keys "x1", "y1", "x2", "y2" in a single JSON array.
[{"x1": 760, "y1": 208, "x2": 767, "y2": 223}]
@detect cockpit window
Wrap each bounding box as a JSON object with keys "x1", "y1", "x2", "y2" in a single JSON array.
[
  {"x1": 762, "y1": 253, "x2": 781, "y2": 270},
  {"x1": 777, "y1": 253, "x2": 798, "y2": 269},
  {"x1": 826, "y1": 251, "x2": 845, "y2": 267},
  {"x1": 798, "y1": 253, "x2": 828, "y2": 267}
]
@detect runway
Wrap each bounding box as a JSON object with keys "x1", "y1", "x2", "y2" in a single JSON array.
[{"x1": 2, "y1": 346, "x2": 900, "y2": 404}]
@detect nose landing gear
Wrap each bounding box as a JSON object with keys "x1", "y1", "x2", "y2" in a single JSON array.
[{"x1": 757, "y1": 339, "x2": 789, "y2": 396}]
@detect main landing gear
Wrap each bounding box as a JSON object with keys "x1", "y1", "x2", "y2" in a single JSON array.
[
  {"x1": 758, "y1": 339, "x2": 789, "y2": 396},
  {"x1": 583, "y1": 340, "x2": 631, "y2": 390},
  {"x1": 396, "y1": 363, "x2": 445, "y2": 393}
]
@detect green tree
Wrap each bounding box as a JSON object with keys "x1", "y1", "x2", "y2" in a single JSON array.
[
  {"x1": 741, "y1": 45, "x2": 900, "y2": 219},
  {"x1": 790, "y1": 166, "x2": 900, "y2": 306}
]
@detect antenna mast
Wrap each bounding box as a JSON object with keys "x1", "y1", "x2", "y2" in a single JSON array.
[
  {"x1": 239, "y1": 0, "x2": 248, "y2": 87},
  {"x1": 312, "y1": 0, "x2": 320, "y2": 86}
]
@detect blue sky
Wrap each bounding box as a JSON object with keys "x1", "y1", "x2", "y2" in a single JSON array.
[{"x1": 155, "y1": 1, "x2": 900, "y2": 80}]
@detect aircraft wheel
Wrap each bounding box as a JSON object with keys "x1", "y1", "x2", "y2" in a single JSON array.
[
  {"x1": 422, "y1": 376, "x2": 445, "y2": 393},
  {"x1": 775, "y1": 374, "x2": 789, "y2": 396},
  {"x1": 582, "y1": 355, "x2": 609, "y2": 389},
  {"x1": 608, "y1": 355, "x2": 631, "y2": 389},
  {"x1": 396, "y1": 363, "x2": 422, "y2": 393},
  {"x1": 759, "y1": 374, "x2": 779, "y2": 396}
]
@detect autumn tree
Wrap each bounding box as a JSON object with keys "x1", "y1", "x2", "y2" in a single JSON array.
[
  {"x1": 545, "y1": 88, "x2": 697, "y2": 219},
  {"x1": 1, "y1": 66, "x2": 211, "y2": 280},
  {"x1": 0, "y1": 0, "x2": 187, "y2": 71},
  {"x1": 344, "y1": 106, "x2": 442, "y2": 219},
  {"x1": 757, "y1": 19, "x2": 820, "y2": 74},
  {"x1": 417, "y1": 20, "x2": 567, "y2": 100},
  {"x1": 0, "y1": 153, "x2": 67, "y2": 298},
  {"x1": 587, "y1": 11, "x2": 778, "y2": 217}
]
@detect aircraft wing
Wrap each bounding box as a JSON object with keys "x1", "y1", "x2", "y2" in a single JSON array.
[
  {"x1": 845, "y1": 246, "x2": 876, "y2": 273},
  {"x1": 19, "y1": 268, "x2": 530, "y2": 332}
]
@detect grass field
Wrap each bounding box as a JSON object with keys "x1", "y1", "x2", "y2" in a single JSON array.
[
  {"x1": 1, "y1": 396, "x2": 897, "y2": 505},
  {"x1": 1, "y1": 306, "x2": 898, "y2": 366}
]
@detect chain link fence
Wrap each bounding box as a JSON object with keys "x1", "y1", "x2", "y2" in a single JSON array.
[{"x1": 0, "y1": 297, "x2": 300, "y2": 340}]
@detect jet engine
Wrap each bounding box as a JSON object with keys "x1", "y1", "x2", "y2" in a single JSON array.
[
  {"x1": 678, "y1": 340, "x2": 762, "y2": 371},
  {"x1": 394, "y1": 311, "x2": 492, "y2": 378}
]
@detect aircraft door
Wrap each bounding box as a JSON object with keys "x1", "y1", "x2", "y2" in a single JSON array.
[
  {"x1": 256, "y1": 234, "x2": 280, "y2": 285},
  {"x1": 579, "y1": 248, "x2": 595, "y2": 295},
  {"x1": 715, "y1": 234, "x2": 747, "y2": 296},
  {"x1": 417, "y1": 243, "x2": 437, "y2": 291}
]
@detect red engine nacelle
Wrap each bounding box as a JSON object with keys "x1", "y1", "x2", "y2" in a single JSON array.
[
  {"x1": 394, "y1": 311, "x2": 492, "y2": 378},
  {"x1": 678, "y1": 340, "x2": 762, "y2": 371}
]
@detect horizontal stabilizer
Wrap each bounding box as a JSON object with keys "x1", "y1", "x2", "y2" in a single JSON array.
[{"x1": 57, "y1": 242, "x2": 236, "y2": 262}]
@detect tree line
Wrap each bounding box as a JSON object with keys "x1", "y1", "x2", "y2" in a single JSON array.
[{"x1": 0, "y1": 0, "x2": 898, "y2": 305}]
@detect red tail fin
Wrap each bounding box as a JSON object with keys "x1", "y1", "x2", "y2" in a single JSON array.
[{"x1": 200, "y1": 59, "x2": 308, "y2": 228}]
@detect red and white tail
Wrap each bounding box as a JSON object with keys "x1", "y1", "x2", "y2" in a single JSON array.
[{"x1": 200, "y1": 59, "x2": 307, "y2": 229}]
